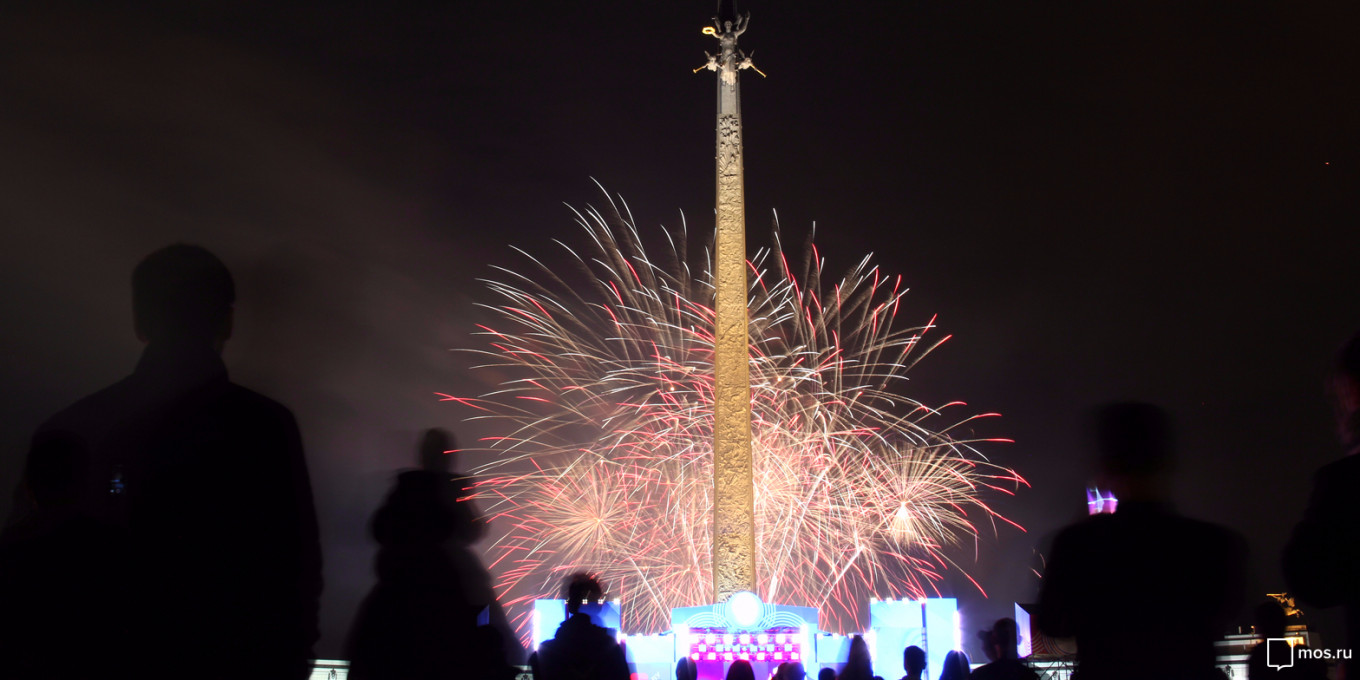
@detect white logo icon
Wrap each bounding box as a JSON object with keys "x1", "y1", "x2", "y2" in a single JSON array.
[{"x1": 1265, "y1": 638, "x2": 1294, "y2": 670}]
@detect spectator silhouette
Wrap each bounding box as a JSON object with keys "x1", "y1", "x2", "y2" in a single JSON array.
[
  {"x1": 417, "y1": 428, "x2": 520, "y2": 661},
  {"x1": 532, "y1": 572, "x2": 630, "y2": 680},
  {"x1": 819, "y1": 667, "x2": 837, "y2": 680},
  {"x1": 7, "y1": 244, "x2": 322, "y2": 679},
  {"x1": 841, "y1": 634, "x2": 875, "y2": 680},
  {"x1": 0, "y1": 431, "x2": 130, "y2": 678},
  {"x1": 970, "y1": 619, "x2": 1037, "y2": 680},
  {"x1": 726, "y1": 659, "x2": 756, "y2": 680},
  {"x1": 346, "y1": 429, "x2": 489, "y2": 679},
  {"x1": 938, "y1": 651, "x2": 971, "y2": 680},
  {"x1": 468, "y1": 623, "x2": 523, "y2": 680},
  {"x1": 976, "y1": 628, "x2": 998, "y2": 666},
  {"x1": 1038, "y1": 402, "x2": 1247, "y2": 680},
  {"x1": 676, "y1": 656, "x2": 699, "y2": 680},
  {"x1": 901, "y1": 645, "x2": 926, "y2": 680},
  {"x1": 1284, "y1": 331, "x2": 1360, "y2": 679}
]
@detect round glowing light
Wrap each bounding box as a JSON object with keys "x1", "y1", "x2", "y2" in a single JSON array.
[{"x1": 728, "y1": 590, "x2": 763, "y2": 628}]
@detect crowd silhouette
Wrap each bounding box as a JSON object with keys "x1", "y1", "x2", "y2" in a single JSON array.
[{"x1": 3, "y1": 244, "x2": 1357, "y2": 680}]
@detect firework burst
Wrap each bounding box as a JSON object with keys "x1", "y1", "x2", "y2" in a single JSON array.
[{"x1": 445, "y1": 194, "x2": 1027, "y2": 636}]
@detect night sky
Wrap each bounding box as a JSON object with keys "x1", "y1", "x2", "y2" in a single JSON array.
[{"x1": 2, "y1": 0, "x2": 1357, "y2": 660}]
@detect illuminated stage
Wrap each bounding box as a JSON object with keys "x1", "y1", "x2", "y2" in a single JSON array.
[{"x1": 532, "y1": 594, "x2": 962, "y2": 680}]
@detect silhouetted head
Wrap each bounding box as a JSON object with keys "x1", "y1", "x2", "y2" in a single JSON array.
[
  {"x1": 132, "y1": 244, "x2": 234, "y2": 348},
  {"x1": 419, "y1": 428, "x2": 455, "y2": 473},
  {"x1": 904, "y1": 645, "x2": 926, "y2": 675},
  {"x1": 990, "y1": 618, "x2": 1021, "y2": 660},
  {"x1": 818, "y1": 667, "x2": 836, "y2": 680},
  {"x1": 676, "y1": 657, "x2": 698, "y2": 680},
  {"x1": 939, "y1": 650, "x2": 971, "y2": 680},
  {"x1": 1091, "y1": 402, "x2": 1174, "y2": 502},
  {"x1": 1254, "y1": 600, "x2": 1289, "y2": 639},
  {"x1": 563, "y1": 572, "x2": 604, "y2": 615},
  {"x1": 848, "y1": 634, "x2": 871, "y2": 661},
  {"x1": 844, "y1": 634, "x2": 873, "y2": 679},
  {"x1": 24, "y1": 430, "x2": 90, "y2": 511},
  {"x1": 977, "y1": 628, "x2": 998, "y2": 662},
  {"x1": 1333, "y1": 331, "x2": 1360, "y2": 450},
  {"x1": 786, "y1": 661, "x2": 807, "y2": 680},
  {"x1": 725, "y1": 659, "x2": 755, "y2": 680}
]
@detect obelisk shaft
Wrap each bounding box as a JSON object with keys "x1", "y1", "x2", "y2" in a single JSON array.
[{"x1": 710, "y1": 15, "x2": 756, "y2": 603}]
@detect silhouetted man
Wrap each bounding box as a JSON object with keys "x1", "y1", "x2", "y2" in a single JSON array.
[
  {"x1": 1037, "y1": 402, "x2": 1246, "y2": 680},
  {"x1": 532, "y1": 572, "x2": 630, "y2": 680},
  {"x1": 1284, "y1": 331, "x2": 1360, "y2": 679},
  {"x1": 970, "y1": 619, "x2": 1037, "y2": 680},
  {"x1": 901, "y1": 645, "x2": 926, "y2": 680},
  {"x1": 12, "y1": 245, "x2": 322, "y2": 679}
]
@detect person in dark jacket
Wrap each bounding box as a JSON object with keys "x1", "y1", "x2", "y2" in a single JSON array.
[
  {"x1": 969, "y1": 619, "x2": 1037, "y2": 680},
  {"x1": 1284, "y1": 331, "x2": 1360, "y2": 679},
  {"x1": 8, "y1": 244, "x2": 323, "y2": 679},
  {"x1": 533, "y1": 572, "x2": 630, "y2": 680},
  {"x1": 901, "y1": 645, "x2": 926, "y2": 680},
  {"x1": 1038, "y1": 402, "x2": 1246, "y2": 680}
]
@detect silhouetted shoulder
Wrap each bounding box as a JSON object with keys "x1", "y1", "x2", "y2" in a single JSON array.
[
  {"x1": 1057, "y1": 506, "x2": 1243, "y2": 549},
  {"x1": 1172, "y1": 513, "x2": 1248, "y2": 552},
  {"x1": 1040, "y1": 505, "x2": 1246, "y2": 639},
  {"x1": 1284, "y1": 454, "x2": 1360, "y2": 609},
  {"x1": 220, "y1": 383, "x2": 304, "y2": 434},
  {"x1": 36, "y1": 374, "x2": 145, "y2": 438},
  {"x1": 1308, "y1": 454, "x2": 1360, "y2": 505},
  {"x1": 970, "y1": 659, "x2": 1039, "y2": 680}
]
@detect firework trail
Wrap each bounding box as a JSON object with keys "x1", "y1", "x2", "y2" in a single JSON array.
[{"x1": 445, "y1": 194, "x2": 1027, "y2": 636}]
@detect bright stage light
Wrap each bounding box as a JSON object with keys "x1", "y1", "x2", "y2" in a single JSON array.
[{"x1": 728, "y1": 591, "x2": 763, "y2": 628}]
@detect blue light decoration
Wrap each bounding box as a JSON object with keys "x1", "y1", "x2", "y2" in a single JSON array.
[
  {"x1": 1013, "y1": 603, "x2": 1033, "y2": 658},
  {"x1": 1086, "y1": 487, "x2": 1118, "y2": 515},
  {"x1": 867, "y1": 599, "x2": 928, "y2": 679},
  {"x1": 923, "y1": 598, "x2": 959, "y2": 679}
]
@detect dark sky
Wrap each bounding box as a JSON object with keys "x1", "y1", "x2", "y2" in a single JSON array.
[{"x1": 2, "y1": 0, "x2": 1357, "y2": 660}]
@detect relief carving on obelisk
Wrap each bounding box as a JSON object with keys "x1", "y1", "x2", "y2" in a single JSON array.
[{"x1": 716, "y1": 114, "x2": 743, "y2": 227}]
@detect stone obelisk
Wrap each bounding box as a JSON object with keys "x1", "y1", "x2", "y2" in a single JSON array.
[{"x1": 698, "y1": 10, "x2": 761, "y2": 603}]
